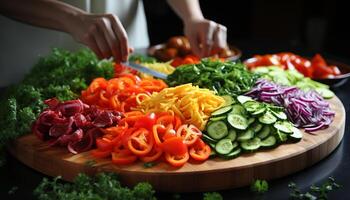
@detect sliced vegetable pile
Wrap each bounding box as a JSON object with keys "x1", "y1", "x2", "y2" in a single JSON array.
[
  {"x1": 252, "y1": 66, "x2": 335, "y2": 99},
  {"x1": 203, "y1": 95, "x2": 301, "y2": 158},
  {"x1": 80, "y1": 74, "x2": 167, "y2": 112},
  {"x1": 33, "y1": 98, "x2": 123, "y2": 154},
  {"x1": 137, "y1": 83, "x2": 225, "y2": 130},
  {"x1": 92, "y1": 111, "x2": 211, "y2": 167},
  {"x1": 167, "y1": 60, "x2": 259, "y2": 96},
  {"x1": 245, "y1": 52, "x2": 341, "y2": 79},
  {"x1": 246, "y1": 79, "x2": 335, "y2": 132}
]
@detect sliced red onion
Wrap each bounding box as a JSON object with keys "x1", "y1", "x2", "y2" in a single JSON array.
[{"x1": 246, "y1": 79, "x2": 335, "y2": 132}]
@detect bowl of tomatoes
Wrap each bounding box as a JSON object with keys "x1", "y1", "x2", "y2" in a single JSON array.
[
  {"x1": 148, "y1": 36, "x2": 241, "y2": 67},
  {"x1": 244, "y1": 52, "x2": 350, "y2": 87}
]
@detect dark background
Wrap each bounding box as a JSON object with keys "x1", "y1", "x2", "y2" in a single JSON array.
[{"x1": 144, "y1": 0, "x2": 349, "y2": 59}]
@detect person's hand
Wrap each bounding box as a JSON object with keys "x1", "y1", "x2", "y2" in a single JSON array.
[
  {"x1": 67, "y1": 13, "x2": 130, "y2": 62},
  {"x1": 184, "y1": 18, "x2": 227, "y2": 58}
]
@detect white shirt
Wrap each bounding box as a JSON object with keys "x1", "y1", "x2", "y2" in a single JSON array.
[{"x1": 0, "y1": 0, "x2": 149, "y2": 87}]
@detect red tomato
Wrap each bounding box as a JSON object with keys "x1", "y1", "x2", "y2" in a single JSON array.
[
  {"x1": 161, "y1": 137, "x2": 188, "y2": 156},
  {"x1": 311, "y1": 54, "x2": 334, "y2": 78}
]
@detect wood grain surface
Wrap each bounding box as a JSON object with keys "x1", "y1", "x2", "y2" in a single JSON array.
[{"x1": 8, "y1": 96, "x2": 345, "y2": 192}]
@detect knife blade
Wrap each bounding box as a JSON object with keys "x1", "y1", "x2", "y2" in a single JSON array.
[{"x1": 123, "y1": 61, "x2": 168, "y2": 80}]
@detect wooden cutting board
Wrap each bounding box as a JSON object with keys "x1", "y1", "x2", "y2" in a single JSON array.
[{"x1": 8, "y1": 96, "x2": 345, "y2": 192}]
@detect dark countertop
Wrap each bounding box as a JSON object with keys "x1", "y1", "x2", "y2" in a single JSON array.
[{"x1": 1, "y1": 45, "x2": 349, "y2": 200}]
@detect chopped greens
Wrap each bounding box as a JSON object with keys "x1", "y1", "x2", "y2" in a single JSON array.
[
  {"x1": 250, "y1": 179, "x2": 269, "y2": 194},
  {"x1": 167, "y1": 60, "x2": 259, "y2": 96},
  {"x1": 203, "y1": 192, "x2": 223, "y2": 200},
  {"x1": 33, "y1": 173, "x2": 156, "y2": 200}
]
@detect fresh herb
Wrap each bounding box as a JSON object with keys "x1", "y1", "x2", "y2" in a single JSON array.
[
  {"x1": 143, "y1": 162, "x2": 157, "y2": 168},
  {"x1": 167, "y1": 60, "x2": 259, "y2": 96},
  {"x1": 250, "y1": 179, "x2": 269, "y2": 194},
  {"x1": 289, "y1": 177, "x2": 341, "y2": 199},
  {"x1": 203, "y1": 192, "x2": 223, "y2": 200},
  {"x1": 129, "y1": 54, "x2": 157, "y2": 63},
  {"x1": 0, "y1": 48, "x2": 114, "y2": 166},
  {"x1": 33, "y1": 173, "x2": 156, "y2": 200}
]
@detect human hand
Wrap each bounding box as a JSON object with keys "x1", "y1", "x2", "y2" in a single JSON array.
[
  {"x1": 67, "y1": 13, "x2": 130, "y2": 62},
  {"x1": 184, "y1": 18, "x2": 227, "y2": 58}
]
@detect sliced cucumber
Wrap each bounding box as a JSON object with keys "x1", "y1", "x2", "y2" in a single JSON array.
[
  {"x1": 257, "y1": 125, "x2": 271, "y2": 140},
  {"x1": 207, "y1": 121, "x2": 228, "y2": 140},
  {"x1": 222, "y1": 95, "x2": 236, "y2": 106},
  {"x1": 237, "y1": 95, "x2": 253, "y2": 104},
  {"x1": 229, "y1": 104, "x2": 247, "y2": 116},
  {"x1": 215, "y1": 139, "x2": 234, "y2": 155},
  {"x1": 222, "y1": 148, "x2": 241, "y2": 159},
  {"x1": 251, "y1": 122, "x2": 263, "y2": 133},
  {"x1": 207, "y1": 142, "x2": 216, "y2": 149},
  {"x1": 259, "y1": 111, "x2": 277, "y2": 124},
  {"x1": 276, "y1": 130, "x2": 288, "y2": 142},
  {"x1": 315, "y1": 88, "x2": 335, "y2": 99},
  {"x1": 237, "y1": 129, "x2": 254, "y2": 141},
  {"x1": 248, "y1": 118, "x2": 256, "y2": 125},
  {"x1": 202, "y1": 134, "x2": 217, "y2": 144},
  {"x1": 274, "y1": 121, "x2": 294, "y2": 134},
  {"x1": 271, "y1": 110, "x2": 287, "y2": 120},
  {"x1": 211, "y1": 106, "x2": 232, "y2": 116},
  {"x1": 243, "y1": 101, "x2": 262, "y2": 113},
  {"x1": 209, "y1": 116, "x2": 227, "y2": 122},
  {"x1": 260, "y1": 135, "x2": 277, "y2": 148},
  {"x1": 289, "y1": 127, "x2": 303, "y2": 141},
  {"x1": 226, "y1": 129, "x2": 237, "y2": 142},
  {"x1": 241, "y1": 137, "x2": 261, "y2": 151},
  {"x1": 251, "y1": 107, "x2": 266, "y2": 116},
  {"x1": 227, "y1": 113, "x2": 249, "y2": 130}
]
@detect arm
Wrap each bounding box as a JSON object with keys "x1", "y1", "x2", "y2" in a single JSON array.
[
  {"x1": 167, "y1": 0, "x2": 227, "y2": 57},
  {"x1": 0, "y1": 0, "x2": 129, "y2": 62}
]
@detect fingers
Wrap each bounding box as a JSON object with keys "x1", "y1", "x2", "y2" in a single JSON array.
[
  {"x1": 212, "y1": 24, "x2": 227, "y2": 52},
  {"x1": 108, "y1": 14, "x2": 129, "y2": 62},
  {"x1": 201, "y1": 21, "x2": 216, "y2": 57}
]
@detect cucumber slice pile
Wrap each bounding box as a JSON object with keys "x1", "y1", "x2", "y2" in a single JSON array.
[{"x1": 204, "y1": 95, "x2": 303, "y2": 159}]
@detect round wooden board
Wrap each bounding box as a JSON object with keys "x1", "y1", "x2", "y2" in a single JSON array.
[{"x1": 8, "y1": 96, "x2": 345, "y2": 192}]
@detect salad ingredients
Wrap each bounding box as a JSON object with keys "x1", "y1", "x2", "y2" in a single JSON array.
[
  {"x1": 137, "y1": 83, "x2": 225, "y2": 130},
  {"x1": 245, "y1": 52, "x2": 341, "y2": 79},
  {"x1": 251, "y1": 179, "x2": 269, "y2": 194},
  {"x1": 80, "y1": 74, "x2": 167, "y2": 112},
  {"x1": 204, "y1": 95, "x2": 300, "y2": 159},
  {"x1": 138, "y1": 61, "x2": 175, "y2": 79},
  {"x1": 33, "y1": 98, "x2": 123, "y2": 154},
  {"x1": 0, "y1": 49, "x2": 114, "y2": 165},
  {"x1": 246, "y1": 79, "x2": 335, "y2": 132},
  {"x1": 92, "y1": 111, "x2": 210, "y2": 167},
  {"x1": 167, "y1": 60, "x2": 259, "y2": 96},
  {"x1": 253, "y1": 66, "x2": 334, "y2": 99}
]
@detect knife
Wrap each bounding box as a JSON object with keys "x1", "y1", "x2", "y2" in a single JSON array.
[{"x1": 123, "y1": 61, "x2": 168, "y2": 80}]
